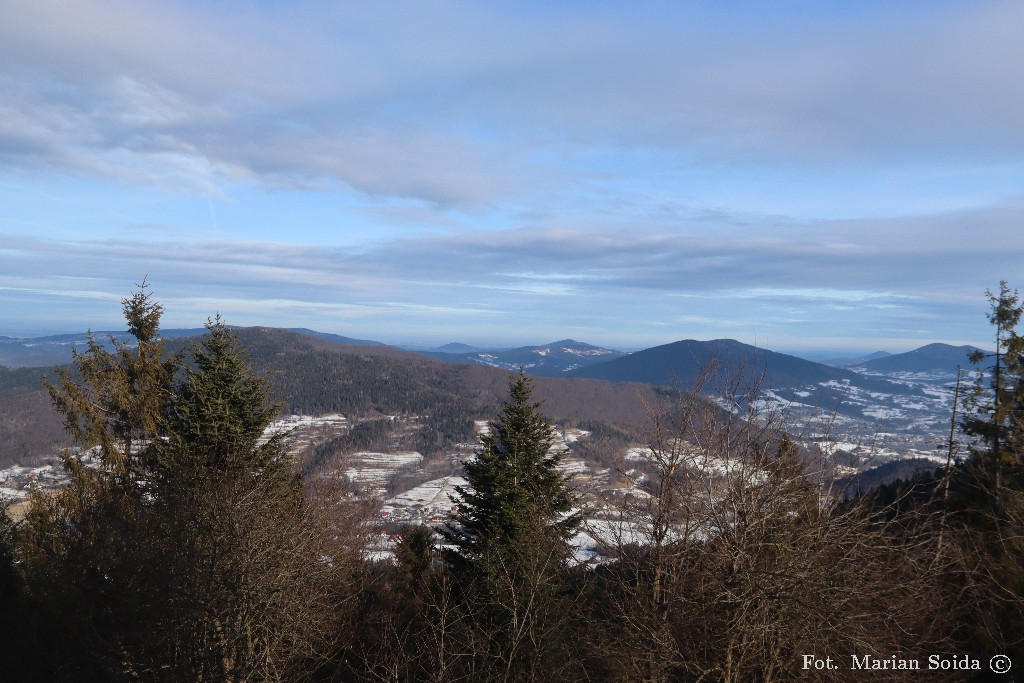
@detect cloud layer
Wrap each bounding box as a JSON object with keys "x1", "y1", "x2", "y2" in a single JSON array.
[{"x1": 1, "y1": 1, "x2": 1022, "y2": 350}]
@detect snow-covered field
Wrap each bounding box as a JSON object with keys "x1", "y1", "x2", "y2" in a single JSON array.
[
  {"x1": 750, "y1": 368, "x2": 962, "y2": 459},
  {"x1": 346, "y1": 451, "x2": 424, "y2": 496}
]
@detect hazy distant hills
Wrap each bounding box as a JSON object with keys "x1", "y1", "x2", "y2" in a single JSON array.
[
  {"x1": 429, "y1": 342, "x2": 485, "y2": 354},
  {"x1": 423, "y1": 339, "x2": 626, "y2": 377},
  {"x1": 824, "y1": 351, "x2": 893, "y2": 368},
  {"x1": 0, "y1": 328, "x2": 202, "y2": 367},
  {"x1": 3, "y1": 322, "x2": 984, "y2": 384},
  {"x1": 0, "y1": 328, "x2": 210, "y2": 367}
]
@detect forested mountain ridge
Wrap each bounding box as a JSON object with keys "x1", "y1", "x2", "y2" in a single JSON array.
[
  {"x1": 0, "y1": 327, "x2": 659, "y2": 468},
  {"x1": 0, "y1": 326, "x2": 387, "y2": 368},
  {"x1": 282, "y1": 327, "x2": 386, "y2": 348},
  {"x1": 230, "y1": 328, "x2": 654, "y2": 426},
  {"x1": 0, "y1": 327, "x2": 979, "y2": 471}
]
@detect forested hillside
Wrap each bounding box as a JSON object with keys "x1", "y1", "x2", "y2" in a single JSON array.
[
  {"x1": 0, "y1": 367, "x2": 65, "y2": 466},
  {"x1": 234, "y1": 327, "x2": 661, "y2": 470},
  {"x1": 0, "y1": 327, "x2": 660, "y2": 468}
]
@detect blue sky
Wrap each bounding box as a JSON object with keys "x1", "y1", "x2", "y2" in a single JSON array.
[{"x1": 2, "y1": 1, "x2": 1022, "y2": 352}]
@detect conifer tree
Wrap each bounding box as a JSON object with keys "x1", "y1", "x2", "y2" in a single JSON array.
[
  {"x1": 443, "y1": 371, "x2": 585, "y2": 682},
  {"x1": 144, "y1": 317, "x2": 335, "y2": 681},
  {"x1": 19, "y1": 283, "x2": 180, "y2": 679},
  {"x1": 953, "y1": 281, "x2": 1024, "y2": 668},
  {"x1": 445, "y1": 370, "x2": 580, "y2": 565},
  {"x1": 962, "y1": 280, "x2": 1024, "y2": 497},
  {"x1": 20, "y1": 292, "x2": 347, "y2": 681},
  {"x1": 153, "y1": 315, "x2": 290, "y2": 484},
  {"x1": 46, "y1": 282, "x2": 179, "y2": 481}
]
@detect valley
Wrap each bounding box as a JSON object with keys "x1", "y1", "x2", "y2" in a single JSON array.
[{"x1": 0, "y1": 326, "x2": 984, "y2": 520}]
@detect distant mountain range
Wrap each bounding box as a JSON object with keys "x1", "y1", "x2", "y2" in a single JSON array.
[
  {"x1": 428, "y1": 342, "x2": 486, "y2": 354},
  {"x1": 0, "y1": 325, "x2": 986, "y2": 488},
  {"x1": 554, "y1": 339, "x2": 980, "y2": 394},
  {"x1": 422, "y1": 340, "x2": 627, "y2": 377},
  {"x1": 0, "y1": 328, "x2": 205, "y2": 367},
  {"x1": 0, "y1": 323, "x2": 985, "y2": 411},
  {"x1": 824, "y1": 351, "x2": 893, "y2": 368},
  {"x1": 0, "y1": 327, "x2": 386, "y2": 368}
]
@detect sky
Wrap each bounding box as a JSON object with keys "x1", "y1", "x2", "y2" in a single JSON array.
[{"x1": 2, "y1": 1, "x2": 1023, "y2": 353}]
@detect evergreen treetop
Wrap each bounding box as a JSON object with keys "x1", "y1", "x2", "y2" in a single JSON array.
[
  {"x1": 158, "y1": 315, "x2": 287, "y2": 477},
  {"x1": 46, "y1": 282, "x2": 180, "y2": 480}
]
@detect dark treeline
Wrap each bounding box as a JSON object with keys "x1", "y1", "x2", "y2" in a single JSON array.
[{"x1": 2, "y1": 285, "x2": 1023, "y2": 681}]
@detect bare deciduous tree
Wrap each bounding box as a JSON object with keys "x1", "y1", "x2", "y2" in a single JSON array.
[{"x1": 595, "y1": 365, "x2": 958, "y2": 682}]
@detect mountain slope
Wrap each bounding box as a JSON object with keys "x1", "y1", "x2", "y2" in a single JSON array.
[
  {"x1": 566, "y1": 338, "x2": 923, "y2": 418},
  {"x1": 569, "y1": 339, "x2": 897, "y2": 389}
]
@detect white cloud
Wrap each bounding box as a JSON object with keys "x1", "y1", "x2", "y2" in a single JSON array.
[
  {"x1": 1, "y1": 2, "x2": 1022, "y2": 348},
  {"x1": 1, "y1": 187, "x2": 1020, "y2": 347},
  {"x1": 3, "y1": 2, "x2": 1024, "y2": 205}
]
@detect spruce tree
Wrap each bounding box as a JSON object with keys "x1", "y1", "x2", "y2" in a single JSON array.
[
  {"x1": 46, "y1": 282, "x2": 179, "y2": 482},
  {"x1": 20, "y1": 283, "x2": 181, "y2": 679},
  {"x1": 962, "y1": 280, "x2": 1024, "y2": 497},
  {"x1": 144, "y1": 317, "x2": 335, "y2": 681},
  {"x1": 443, "y1": 371, "x2": 586, "y2": 682},
  {"x1": 953, "y1": 281, "x2": 1024, "y2": 668},
  {"x1": 445, "y1": 370, "x2": 581, "y2": 565},
  {"x1": 21, "y1": 293, "x2": 342, "y2": 681},
  {"x1": 153, "y1": 315, "x2": 290, "y2": 484}
]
